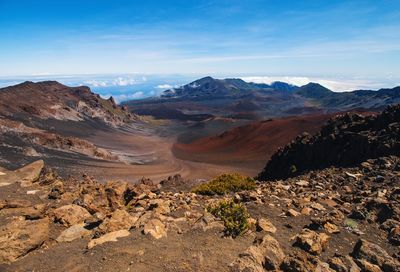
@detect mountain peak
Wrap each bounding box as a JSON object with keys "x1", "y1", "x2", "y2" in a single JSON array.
[{"x1": 295, "y1": 82, "x2": 332, "y2": 99}]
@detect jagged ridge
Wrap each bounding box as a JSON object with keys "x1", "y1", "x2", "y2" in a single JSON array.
[{"x1": 258, "y1": 104, "x2": 400, "y2": 180}]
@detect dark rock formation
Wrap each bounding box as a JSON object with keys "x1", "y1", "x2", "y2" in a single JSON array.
[{"x1": 258, "y1": 104, "x2": 400, "y2": 180}]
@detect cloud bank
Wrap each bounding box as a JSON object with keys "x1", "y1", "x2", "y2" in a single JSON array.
[{"x1": 240, "y1": 76, "x2": 389, "y2": 92}]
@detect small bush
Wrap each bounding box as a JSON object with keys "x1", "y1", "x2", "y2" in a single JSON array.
[
  {"x1": 192, "y1": 173, "x2": 256, "y2": 195},
  {"x1": 289, "y1": 165, "x2": 297, "y2": 174},
  {"x1": 207, "y1": 199, "x2": 250, "y2": 237},
  {"x1": 344, "y1": 218, "x2": 358, "y2": 229}
]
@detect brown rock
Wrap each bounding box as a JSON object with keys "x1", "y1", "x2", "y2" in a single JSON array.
[
  {"x1": 355, "y1": 259, "x2": 382, "y2": 272},
  {"x1": 388, "y1": 226, "x2": 400, "y2": 245},
  {"x1": 53, "y1": 204, "x2": 91, "y2": 227},
  {"x1": 56, "y1": 224, "x2": 91, "y2": 242},
  {"x1": 293, "y1": 229, "x2": 330, "y2": 255},
  {"x1": 143, "y1": 219, "x2": 167, "y2": 239},
  {"x1": 230, "y1": 235, "x2": 285, "y2": 271},
  {"x1": 4, "y1": 199, "x2": 31, "y2": 208},
  {"x1": 256, "y1": 218, "x2": 277, "y2": 233},
  {"x1": 281, "y1": 250, "x2": 317, "y2": 272},
  {"x1": 105, "y1": 181, "x2": 134, "y2": 210},
  {"x1": 287, "y1": 208, "x2": 301, "y2": 217},
  {"x1": 352, "y1": 239, "x2": 399, "y2": 272},
  {"x1": 98, "y1": 209, "x2": 138, "y2": 233},
  {"x1": 87, "y1": 230, "x2": 130, "y2": 249},
  {"x1": 0, "y1": 217, "x2": 49, "y2": 263},
  {"x1": 328, "y1": 257, "x2": 348, "y2": 272},
  {"x1": 301, "y1": 207, "x2": 313, "y2": 215},
  {"x1": 324, "y1": 222, "x2": 340, "y2": 234},
  {"x1": 148, "y1": 199, "x2": 171, "y2": 215},
  {"x1": 15, "y1": 160, "x2": 44, "y2": 187}
]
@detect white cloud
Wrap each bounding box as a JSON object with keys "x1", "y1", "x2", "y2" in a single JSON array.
[
  {"x1": 156, "y1": 84, "x2": 173, "y2": 89},
  {"x1": 99, "y1": 91, "x2": 145, "y2": 103},
  {"x1": 240, "y1": 76, "x2": 385, "y2": 92},
  {"x1": 82, "y1": 76, "x2": 144, "y2": 87},
  {"x1": 83, "y1": 79, "x2": 108, "y2": 87},
  {"x1": 112, "y1": 77, "x2": 137, "y2": 86}
]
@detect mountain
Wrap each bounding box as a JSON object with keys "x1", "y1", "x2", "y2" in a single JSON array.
[
  {"x1": 258, "y1": 104, "x2": 400, "y2": 180},
  {"x1": 0, "y1": 81, "x2": 142, "y2": 171},
  {"x1": 161, "y1": 77, "x2": 254, "y2": 98},
  {"x1": 161, "y1": 77, "x2": 298, "y2": 99},
  {"x1": 0, "y1": 81, "x2": 134, "y2": 127},
  {"x1": 295, "y1": 83, "x2": 332, "y2": 99},
  {"x1": 295, "y1": 83, "x2": 400, "y2": 110},
  {"x1": 127, "y1": 76, "x2": 400, "y2": 122},
  {"x1": 125, "y1": 77, "x2": 313, "y2": 121},
  {"x1": 250, "y1": 81, "x2": 298, "y2": 93}
]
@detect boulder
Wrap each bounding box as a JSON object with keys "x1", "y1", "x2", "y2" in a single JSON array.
[
  {"x1": 281, "y1": 250, "x2": 317, "y2": 272},
  {"x1": 352, "y1": 239, "x2": 399, "y2": 272},
  {"x1": 87, "y1": 230, "x2": 130, "y2": 249},
  {"x1": 293, "y1": 229, "x2": 330, "y2": 255},
  {"x1": 256, "y1": 218, "x2": 277, "y2": 233},
  {"x1": 53, "y1": 204, "x2": 91, "y2": 227},
  {"x1": 143, "y1": 219, "x2": 167, "y2": 239},
  {"x1": 15, "y1": 160, "x2": 44, "y2": 187},
  {"x1": 0, "y1": 217, "x2": 49, "y2": 263},
  {"x1": 328, "y1": 257, "x2": 348, "y2": 272},
  {"x1": 98, "y1": 209, "x2": 138, "y2": 233},
  {"x1": 148, "y1": 199, "x2": 171, "y2": 215},
  {"x1": 287, "y1": 209, "x2": 301, "y2": 217},
  {"x1": 105, "y1": 181, "x2": 130, "y2": 210},
  {"x1": 324, "y1": 222, "x2": 340, "y2": 234},
  {"x1": 56, "y1": 224, "x2": 91, "y2": 242},
  {"x1": 230, "y1": 235, "x2": 285, "y2": 271}
]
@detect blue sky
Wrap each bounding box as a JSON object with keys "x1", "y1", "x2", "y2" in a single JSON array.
[{"x1": 0, "y1": 0, "x2": 399, "y2": 97}]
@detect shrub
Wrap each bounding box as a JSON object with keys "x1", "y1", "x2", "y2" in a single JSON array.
[
  {"x1": 192, "y1": 173, "x2": 256, "y2": 195},
  {"x1": 289, "y1": 165, "x2": 297, "y2": 174},
  {"x1": 344, "y1": 218, "x2": 358, "y2": 229},
  {"x1": 207, "y1": 199, "x2": 250, "y2": 237}
]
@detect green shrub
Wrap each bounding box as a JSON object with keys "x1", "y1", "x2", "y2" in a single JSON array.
[
  {"x1": 344, "y1": 218, "x2": 358, "y2": 229},
  {"x1": 192, "y1": 173, "x2": 256, "y2": 195},
  {"x1": 207, "y1": 199, "x2": 250, "y2": 237},
  {"x1": 289, "y1": 165, "x2": 297, "y2": 174}
]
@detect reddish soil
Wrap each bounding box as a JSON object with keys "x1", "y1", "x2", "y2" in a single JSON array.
[{"x1": 173, "y1": 114, "x2": 333, "y2": 171}]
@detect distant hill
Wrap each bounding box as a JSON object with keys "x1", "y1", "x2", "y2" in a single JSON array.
[
  {"x1": 173, "y1": 113, "x2": 332, "y2": 169},
  {"x1": 0, "y1": 81, "x2": 135, "y2": 126},
  {"x1": 160, "y1": 77, "x2": 297, "y2": 99},
  {"x1": 125, "y1": 76, "x2": 400, "y2": 120}
]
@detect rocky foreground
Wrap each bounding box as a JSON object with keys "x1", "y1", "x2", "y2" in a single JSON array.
[{"x1": 0, "y1": 155, "x2": 399, "y2": 271}]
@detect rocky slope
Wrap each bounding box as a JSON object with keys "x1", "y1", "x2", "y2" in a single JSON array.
[
  {"x1": 0, "y1": 154, "x2": 399, "y2": 271},
  {"x1": 0, "y1": 81, "x2": 134, "y2": 126},
  {"x1": 0, "y1": 81, "x2": 143, "y2": 169},
  {"x1": 259, "y1": 104, "x2": 400, "y2": 180},
  {"x1": 173, "y1": 114, "x2": 332, "y2": 169}
]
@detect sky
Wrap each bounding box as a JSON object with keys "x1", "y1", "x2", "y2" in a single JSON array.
[{"x1": 0, "y1": 0, "x2": 400, "y2": 99}]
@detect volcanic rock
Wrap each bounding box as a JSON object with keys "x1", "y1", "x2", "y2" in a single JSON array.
[
  {"x1": 143, "y1": 219, "x2": 167, "y2": 239},
  {"x1": 292, "y1": 229, "x2": 330, "y2": 255},
  {"x1": 87, "y1": 230, "x2": 131, "y2": 249},
  {"x1": 352, "y1": 239, "x2": 399, "y2": 272},
  {"x1": 53, "y1": 204, "x2": 92, "y2": 227},
  {"x1": 230, "y1": 235, "x2": 285, "y2": 271},
  {"x1": 98, "y1": 209, "x2": 138, "y2": 233},
  {"x1": 56, "y1": 224, "x2": 92, "y2": 243},
  {"x1": 0, "y1": 217, "x2": 49, "y2": 263}
]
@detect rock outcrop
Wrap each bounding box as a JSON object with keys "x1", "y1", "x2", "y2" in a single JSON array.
[{"x1": 259, "y1": 104, "x2": 400, "y2": 180}]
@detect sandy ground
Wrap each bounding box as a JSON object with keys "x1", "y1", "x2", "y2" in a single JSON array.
[{"x1": 69, "y1": 129, "x2": 258, "y2": 183}]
